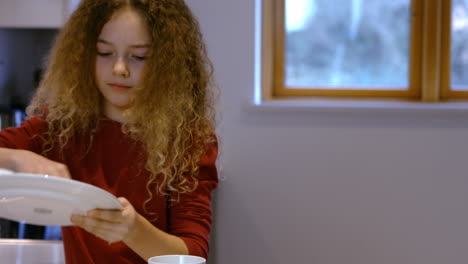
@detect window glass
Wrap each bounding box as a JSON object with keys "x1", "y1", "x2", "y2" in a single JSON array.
[
  {"x1": 451, "y1": 0, "x2": 468, "y2": 90},
  {"x1": 285, "y1": 0, "x2": 411, "y2": 89}
]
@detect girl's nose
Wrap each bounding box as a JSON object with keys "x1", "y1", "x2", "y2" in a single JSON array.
[{"x1": 112, "y1": 57, "x2": 129, "y2": 78}]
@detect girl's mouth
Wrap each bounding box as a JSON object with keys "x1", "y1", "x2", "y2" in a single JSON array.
[{"x1": 108, "y1": 83, "x2": 132, "y2": 89}]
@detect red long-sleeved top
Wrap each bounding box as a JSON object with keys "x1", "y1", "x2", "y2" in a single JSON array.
[{"x1": 0, "y1": 116, "x2": 218, "y2": 263}]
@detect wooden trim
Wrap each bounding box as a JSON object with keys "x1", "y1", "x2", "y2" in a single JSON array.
[
  {"x1": 444, "y1": 90, "x2": 468, "y2": 99},
  {"x1": 409, "y1": 0, "x2": 423, "y2": 99},
  {"x1": 272, "y1": 0, "x2": 285, "y2": 97},
  {"x1": 275, "y1": 87, "x2": 415, "y2": 97},
  {"x1": 274, "y1": 88, "x2": 414, "y2": 98},
  {"x1": 261, "y1": 0, "x2": 275, "y2": 101},
  {"x1": 440, "y1": 0, "x2": 451, "y2": 98},
  {"x1": 420, "y1": 0, "x2": 442, "y2": 102}
]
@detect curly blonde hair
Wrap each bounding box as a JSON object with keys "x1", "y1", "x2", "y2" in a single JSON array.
[{"x1": 27, "y1": 0, "x2": 217, "y2": 198}]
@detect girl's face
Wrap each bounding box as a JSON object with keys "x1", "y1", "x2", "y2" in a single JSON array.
[{"x1": 95, "y1": 8, "x2": 151, "y2": 122}]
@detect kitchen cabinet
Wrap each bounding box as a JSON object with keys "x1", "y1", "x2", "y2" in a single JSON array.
[{"x1": 0, "y1": 0, "x2": 80, "y2": 29}]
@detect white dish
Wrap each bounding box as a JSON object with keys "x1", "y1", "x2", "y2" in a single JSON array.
[
  {"x1": 0, "y1": 170, "x2": 121, "y2": 226},
  {"x1": 148, "y1": 255, "x2": 206, "y2": 264}
]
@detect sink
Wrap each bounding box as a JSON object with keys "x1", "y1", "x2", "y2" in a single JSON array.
[{"x1": 0, "y1": 239, "x2": 64, "y2": 264}]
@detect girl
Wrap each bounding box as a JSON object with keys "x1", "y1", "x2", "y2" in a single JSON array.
[{"x1": 0, "y1": 0, "x2": 218, "y2": 263}]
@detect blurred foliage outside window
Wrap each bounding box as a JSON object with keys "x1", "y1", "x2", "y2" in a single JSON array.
[
  {"x1": 285, "y1": 0, "x2": 410, "y2": 88},
  {"x1": 452, "y1": 0, "x2": 468, "y2": 89}
]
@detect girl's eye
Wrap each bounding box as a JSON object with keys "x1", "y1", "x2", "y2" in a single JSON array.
[
  {"x1": 132, "y1": 55, "x2": 147, "y2": 61},
  {"x1": 97, "y1": 52, "x2": 112, "y2": 57}
]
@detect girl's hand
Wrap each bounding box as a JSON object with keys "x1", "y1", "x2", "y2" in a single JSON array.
[
  {"x1": 70, "y1": 197, "x2": 138, "y2": 244},
  {"x1": 6, "y1": 149, "x2": 71, "y2": 179}
]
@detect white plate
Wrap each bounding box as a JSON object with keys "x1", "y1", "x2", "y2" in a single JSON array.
[{"x1": 0, "y1": 170, "x2": 121, "y2": 226}]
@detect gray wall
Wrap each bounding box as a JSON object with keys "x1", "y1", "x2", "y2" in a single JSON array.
[{"x1": 187, "y1": 1, "x2": 468, "y2": 263}]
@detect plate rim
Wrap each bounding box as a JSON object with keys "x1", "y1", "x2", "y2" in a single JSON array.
[{"x1": 0, "y1": 172, "x2": 122, "y2": 226}]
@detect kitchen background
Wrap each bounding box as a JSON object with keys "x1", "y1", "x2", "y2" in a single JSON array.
[
  {"x1": 2, "y1": 0, "x2": 468, "y2": 264},
  {"x1": 0, "y1": 0, "x2": 80, "y2": 244},
  {"x1": 0, "y1": 28, "x2": 57, "y2": 129}
]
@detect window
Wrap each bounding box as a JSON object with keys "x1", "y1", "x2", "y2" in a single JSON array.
[{"x1": 262, "y1": 0, "x2": 468, "y2": 102}]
